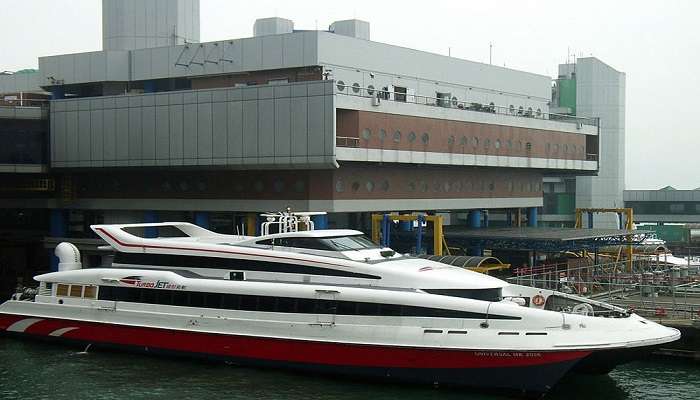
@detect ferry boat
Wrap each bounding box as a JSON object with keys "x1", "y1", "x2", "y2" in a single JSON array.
[{"x1": 0, "y1": 212, "x2": 680, "y2": 395}]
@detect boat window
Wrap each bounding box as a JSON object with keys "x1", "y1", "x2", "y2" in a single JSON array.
[
  {"x1": 189, "y1": 292, "x2": 205, "y2": 307},
  {"x1": 83, "y1": 286, "x2": 97, "y2": 299},
  {"x1": 69, "y1": 285, "x2": 83, "y2": 297},
  {"x1": 258, "y1": 235, "x2": 380, "y2": 251},
  {"x1": 320, "y1": 235, "x2": 380, "y2": 251},
  {"x1": 113, "y1": 252, "x2": 381, "y2": 280},
  {"x1": 422, "y1": 288, "x2": 503, "y2": 302},
  {"x1": 97, "y1": 286, "x2": 520, "y2": 320},
  {"x1": 56, "y1": 284, "x2": 69, "y2": 297},
  {"x1": 122, "y1": 225, "x2": 189, "y2": 238},
  {"x1": 276, "y1": 237, "x2": 335, "y2": 251}
]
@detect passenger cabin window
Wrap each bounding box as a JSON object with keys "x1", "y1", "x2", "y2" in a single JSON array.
[
  {"x1": 56, "y1": 284, "x2": 69, "y2": 297},
  {"x1": 54, "y1": 284, "x2": 97, "y2": 299},
  {"x1": 256, "y1": 235, "x2": 379, "y2": 252},
  {"x1": 112, "y1": 252, "x2": 381, "y2": 279},
  {"x1": 83, "y1": 286, "x2": 97, "y2": 299},
  {"x1": 69, "y1": 285, "x2": 83, "y2": 297},
  {"x1": 422, "y1": 288, "x2": 503, "y2": 302},
  {"x1": 97, "y1": 286, "x2": 520, "y2": 320}
]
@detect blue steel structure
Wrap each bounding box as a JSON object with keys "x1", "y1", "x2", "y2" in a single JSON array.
[
  {"x1": 194, "y1": 211, "x2": 210, "y2": 229},
  {"x1": 527, "y1": 207, "x2": 538, "y2": 227},
  {"x1": 143, "y1": 211, "x2": 158, "y2": 238},
  {"x1": 312, "y1": 214, "x2": 328, "y2": 230},
  {"x1": 467, "y1": 210, "x2": 483, "y2": 256}
]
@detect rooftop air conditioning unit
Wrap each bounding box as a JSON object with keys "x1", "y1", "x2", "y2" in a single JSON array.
[{"x1": 372, "y1": 96, "x2": 380, "y2": 106}]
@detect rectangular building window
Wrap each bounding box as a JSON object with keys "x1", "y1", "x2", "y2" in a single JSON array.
[
  {"x1": 267, "y1": 78, "x2": 289, "y2": 85},
  {"x1": 394, "y1": 86, "x2": 407, "y2": 102},
  {"x1": 436, "y1": 92, "x2": 451, "y2": 107},
  {"x1": 669, "y1": 203, "x2": 685, "y2": 213}
]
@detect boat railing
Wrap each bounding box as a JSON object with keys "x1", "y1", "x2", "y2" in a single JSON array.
[
  {"x1": 508, "y1": 258, "x2": 700, "y2": 321},
  {"x1": 333, "y1": 81, "x2": 599, "y2": 128}
]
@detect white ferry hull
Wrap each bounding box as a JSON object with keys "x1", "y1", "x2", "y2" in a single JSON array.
[{"x1": 0, "y1": 312, "x2": 588, "y2": 394}]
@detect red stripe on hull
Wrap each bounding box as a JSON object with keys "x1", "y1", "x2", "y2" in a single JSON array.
[{"x1": 1, "y1": 313, "x2": 590, "y2": 369}]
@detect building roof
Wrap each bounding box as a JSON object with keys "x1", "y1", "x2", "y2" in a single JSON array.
[{"x1": 440, "y1": 227, "x2": 652, "y2": 252}]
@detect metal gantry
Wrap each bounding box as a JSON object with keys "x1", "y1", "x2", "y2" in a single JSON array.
[{"x1": 371, "y1": 213, "x2": 444, "y2": 256}]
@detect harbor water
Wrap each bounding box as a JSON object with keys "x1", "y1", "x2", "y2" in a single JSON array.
[{"x1": 1, "y1": 338, "x2": 698, "y2": 400}]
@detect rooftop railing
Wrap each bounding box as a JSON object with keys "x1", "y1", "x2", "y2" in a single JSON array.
[{"x1": 334, "y1": 82, "x2": 599, "y2": 128}]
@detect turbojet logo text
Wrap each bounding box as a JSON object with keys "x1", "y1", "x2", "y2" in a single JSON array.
[{"x1": 119, "y1": 276, "x2": 185, "y2": 290}]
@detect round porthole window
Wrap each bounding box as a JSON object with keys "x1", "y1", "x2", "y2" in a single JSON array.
[
  {"x1": 361, "y1": 128, "x2": 371, "y2": 140},
  {"x1": 351, "y1": 182, "x2": 360, "y2": 192},
  {"x1": 421, "y1": 132, "x2": 430, "y2": 144},
  {"x1": 509, "y1": 105, "x2": 515, "y2": 114},
  {"x1": 408, "y1": 131, "x2": 417, "y2": 142},
  {"x1": 419, "y1": 181, "x2": 428, "y2": 193},
  {"x1": 336, "y1": 80, "x2": 346, "y2": 91},
  {"x1": 366, "y1": 181, "x2": 375, "y2": 192},
  {"x1": 335, "y1": 180, "x2": 345, "y2": 193},
  {"x1": 379, "y1": 129, "x2": 387, "y2": 141},
  {"x1": 408, "y1": 182, "x2": 416, "y2": 192},
  {"x1": 448, "y1": 135, "x2": 456, "y2": 145},
  {"x1": 473, "y1": 137, "x2": 479, "y2": 147},
  {"x1": 352, "y1": 83, "x2": 361, "y2": 93},
  {"x1": 393, "y1": 130, "x2": 401, "y2": 143},
  {"x1": 460, "y1": 136, "x2": 468, "y2": 146},
  {"x1": 451, "y1": 96, "x2": 458, "y2": 106},
  {"x1": 484, "y1": 138, "x2": 490, "y2": 149},
  {"x1": 273, "y1": 180, "x2": 285, "y2": 193},
  {"x1": 367, "y1": 85, "x2": 375, "y2": 96},
  {"x1": 495, "y1": 139, "x2": 501, "y2": 149}
]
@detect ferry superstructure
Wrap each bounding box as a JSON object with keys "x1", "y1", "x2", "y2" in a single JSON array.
[{"x1": 0, "y1": 213, "x2": 680, "y2": 395}]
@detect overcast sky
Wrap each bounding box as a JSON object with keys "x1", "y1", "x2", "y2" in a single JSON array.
[{"x1": 2, "y1": 0, "x2": 698, "y2": 190}]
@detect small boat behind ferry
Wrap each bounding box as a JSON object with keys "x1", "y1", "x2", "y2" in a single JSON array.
[{"x1": 0, "y1": 211, "x2": 680, "y2": 395}]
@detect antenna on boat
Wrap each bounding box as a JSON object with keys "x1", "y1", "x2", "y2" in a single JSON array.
[{"x1": 259, "y1": 209, "x2": 327, "y2": 236}]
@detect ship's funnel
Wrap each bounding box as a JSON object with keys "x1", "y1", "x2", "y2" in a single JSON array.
[{"x1": 55, "y1": 242, "x2": 82, "y2": 271}]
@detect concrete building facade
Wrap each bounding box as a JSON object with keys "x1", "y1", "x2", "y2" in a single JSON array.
[
  {"x1": 0, "y1": 3, "x2": 602, "y2": 294},
  {"x1": 542, "y1": 58, "x2": 625, "y2": 228}
]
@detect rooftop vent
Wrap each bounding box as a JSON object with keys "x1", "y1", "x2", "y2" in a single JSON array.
[
  {"x1": 253, "y1": 17, "x2": 294, "y2": 36},
  {"x1": 329, "y1": 19, "x2": 370, "y2": 40}
]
